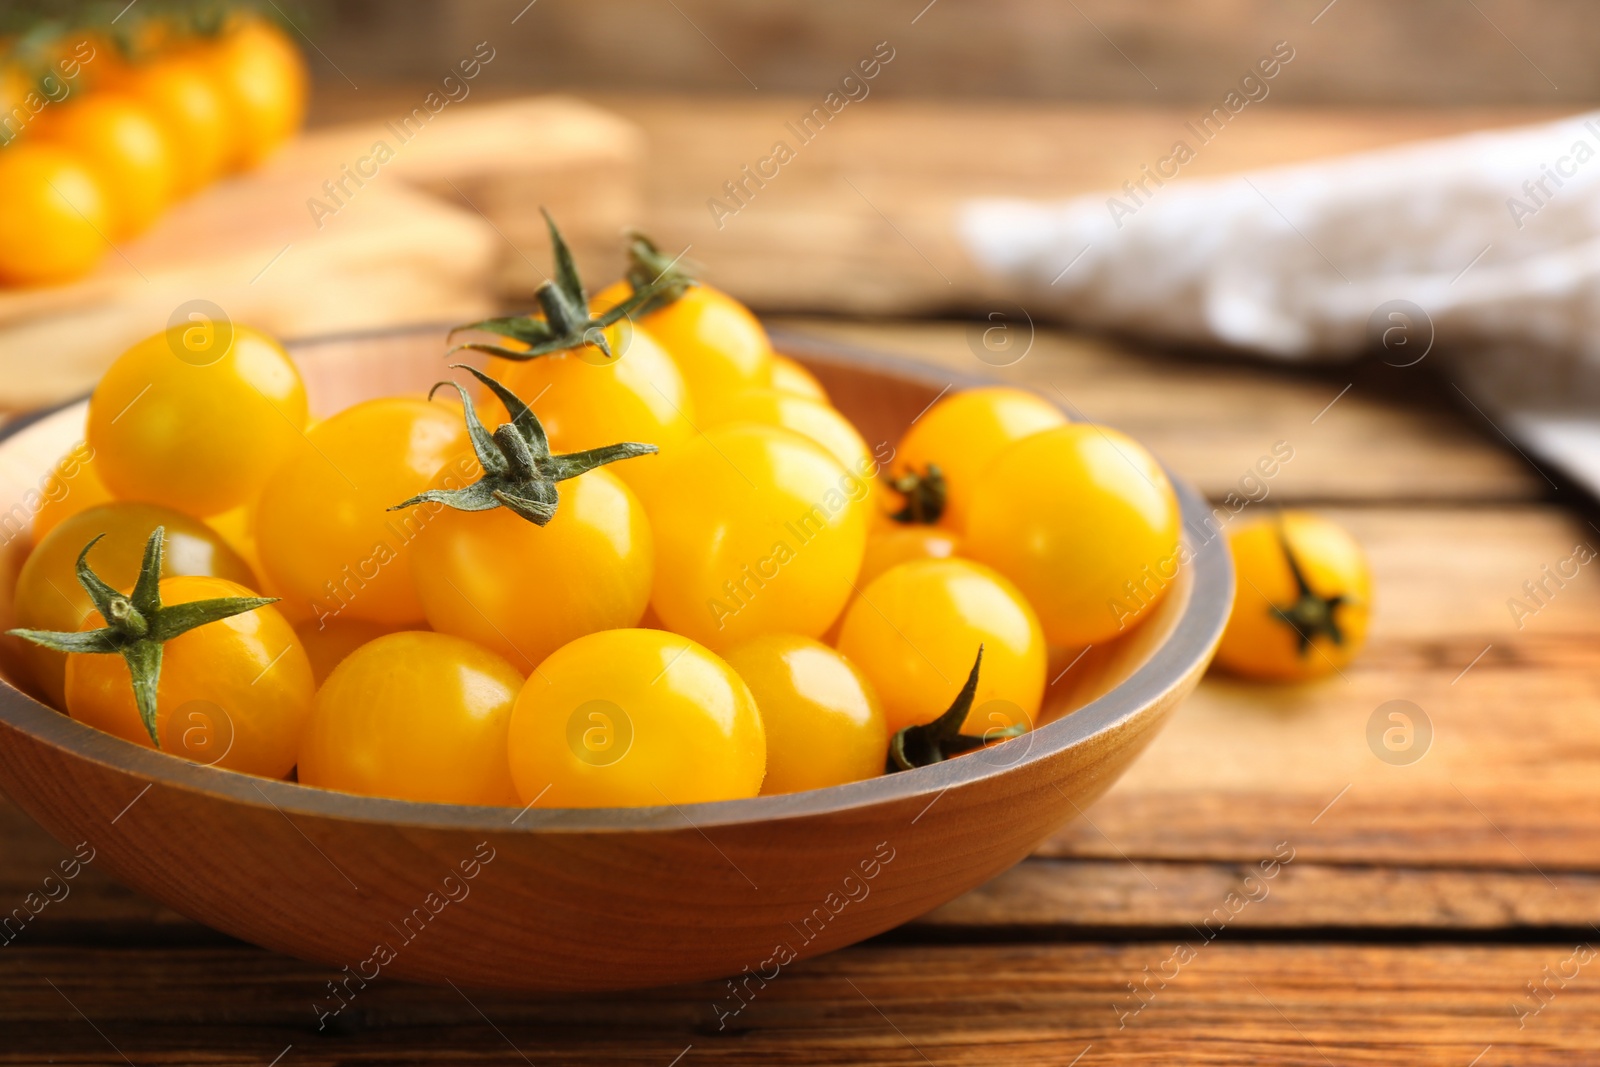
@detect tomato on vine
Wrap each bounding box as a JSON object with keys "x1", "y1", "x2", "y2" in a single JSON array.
[
  {"x1": 9, "y1": 528, "x2": 313, "y2": 779},
  {"x1": 400, "y1": 366, "x2": 657, "y2": 673},
  {"x1": 453, "y1": 213, "x2": 696, "y2": 500},
  {"x1": 593, "y1": 233, "x2": 774, "y2": 423},
  {"x1": 38, "y1": 92, "x2": 174, "y2": 238},
  {"x1": 0, "y1": 143, "x2": 109, "y2": 286},
  {"x1": 205, "y1": 15, "x2": 308, "y2": 169},
  {"x1": 13, "y1": 502, "x2": 257, "y2": 708},
  {"x1": 115, "y1": 52, "x2": 235, "y2": 194}
]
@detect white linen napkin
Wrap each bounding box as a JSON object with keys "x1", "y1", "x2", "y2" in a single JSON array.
[{"x1": 957, "y1": 111, "x2": 1600, "y2": 495}]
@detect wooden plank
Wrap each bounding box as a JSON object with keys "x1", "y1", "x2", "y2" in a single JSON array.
[
  {"x1": 1040, "y1": 506, "x2": 1600, "y2": 870},
  {"x1": 602, "y1": 96, "x2": 1565, "y2": 316},
  {"x1": 4, "y1": 787, "x2": 1598, "y2": 936},
  {"x1": 777, "y1": 321, "x2": 1542, "y2": 503},
  {"x1": 923, "y1": 859, "x2": 1600, "y2": 932},
  {"x1": 269, "y1": 95, "x2": 645, "y2": 295},
  {"x1": 361, "y1": 2, "x2": 1600, "y2": 108},
  {"x1": 0, "y1": 942, "x2": 1593, "y2": 1063}
]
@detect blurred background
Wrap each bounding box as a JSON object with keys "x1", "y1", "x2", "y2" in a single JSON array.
[
  {"x1": 0, "y1": 0, "x2": 1585, "y2": 413},
  {"x1": 313, "y1": 0, "x2": 1587, "y2": 103}
]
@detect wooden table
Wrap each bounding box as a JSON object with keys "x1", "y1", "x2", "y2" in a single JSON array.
[{"x1": 5, "y1": 99, "x2": 1598, "y2": 1064}]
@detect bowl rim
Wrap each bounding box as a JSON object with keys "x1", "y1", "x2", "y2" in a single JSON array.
[{"x1": 0, "y1": 325, "x2": 1233, "y2": 834}]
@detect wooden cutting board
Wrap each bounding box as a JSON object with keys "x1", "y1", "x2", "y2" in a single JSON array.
[{"x1": 0, "y1": 96, "x2": 643, "y2": 411}]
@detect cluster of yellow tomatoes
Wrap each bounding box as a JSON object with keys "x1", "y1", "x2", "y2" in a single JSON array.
[
  {"x1": 0, "y1": 4, "x2": 308, "y2": 286},
  {"x1": 7, "y1": 218, "x2": 1371, "y2": 810}
]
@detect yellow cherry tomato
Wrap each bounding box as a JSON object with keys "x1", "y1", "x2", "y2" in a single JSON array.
[
  {"x1": 721, "y1": 388, "x2": 873, "y2": 477},
  {"x1": 1215, "y1": 512, "x2": 1371, "y2": 681},
  {"x1": 300, "y1": 631, "x2": 522, "y2": 805},
  {"x1": 825, "y1": 526, "x2": 961, "y2": 645},
  {"x1": 14, "y1": 502, "x2": 258, "y2": 708},
  {"x1": 889, "y1": 386, "x2": 1066, "y2": 531},
  {"x1": 837, "y1": 559, "x2": 1045, "y2": 735},
  {"x1": 595, "y1": 280, "x2": 773, "y2": 423},
  {"x1": 770, "y1": 354, "x2": 829, "y2": 403},
  {"x1": 38, "y1": 92, "x2": 174, "y2": 238},
  {"x1": 254, "y1": 397, "x2": 469, "y2": 627},
  {"x1": 65, "y1": 575, "x2": 313, "y2": 779},
  {"x1": 489, "y1": 321, "x2": 694, "y2": 499},
  {"x1": 508, "y1": 628, "x2": 765, "y2": 807},
  {"x1": 723, "y1": 634, "x2": 885, "y2": 794},
  {"x1": 294, "y1": 616, "x2": 405, "y2": 686},
  {"x1": 859, "y1": 526, "x2": 960, "y2": 588},
  {"x1": 0, "y1": 142, "x2": 109, "y2": 285},
  {"x1": 637, "y1": 423, "x2": 868, "y2": 650},
  {"x1": 31, "y1": 445, "x2": 112, "y2": 547},
  {"x1": 204, "y1": 503, "x2": 260, "y2": 572},
  {"x1": 205, "y1": 16, "x2": 308, "y2": 169},
  {"x1": 966, "y1": 424, "x2": 1180, "y2": 647},
  {"x1": 88, "y1": 324, "x2": 309, "y2": 518},
  {"x1": 411, "y1": 465, "x2": 653, "y2": 675},
  {"x1": 115, "y1": 53, "x2": 235, "y2": 194}
]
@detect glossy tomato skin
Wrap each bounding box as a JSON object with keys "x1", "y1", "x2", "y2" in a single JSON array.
[
  {"x1": 637, "y1": 422, "x2": 869, "y2": 650},
  {"x1": 489, "y1": 322, "x2": 693, "y2": 499},
  {"x1": 64, "y1": 576, "x2": 313, "y2": 779},
  {"x1": 299, "y1": 631, "x2": 522, "y2": 805},
  {"x1": 770, "y1": 355, "x2": 828, "y2": 403},
  {"x1": 88, "y1": 324, "x2": 309, "y2": 518},
  {"x1": 719, "y1": 388, "x2": 889, "y2": 529},
  {"x1": 722, "y1": 634, "x2": 885, "y2": 794},
  {"x1": 836, "y1": 559, "x2": 1046, "y2": 735},
  {"x1": 14, "y1": 502, "x2": 258, "y2": 708},
  {"x1": 508, "y1": 628, "x2": 765, "y2": 807},
  {"x1": 206, "y1": 17, "x2": 308, "y2": 169},
  {"x1": 595, "y1": 280, "x2": 773, "y2": 423},
  {"x1": 115, "y1": 53, "x2": 234, "y2": 194},
  {"x1": 294, "y1": 616, "x2": 404, "y2": 686},
  {"x1": 965, "y1": 424, "x2": 1181, "y2": 648},
  {"x1": 889, "y1": 386, "x2": 1066, "y2": 531},
  {"x1": 1215, "y1": 511, "x2": 1372, "y2": 681},
  {"x1": 411, "y1": 465, "x2": 653, "y2": 675},
  {"x1": 254, "y1": 396, "x2": 469, "y2": 627},
  {"x1": 0, "y1": 143, "x2": 109, "y2": 285},
  {"x1": 719, "y1": 388, "x2": 873, "y2": 474},
  {"x1": 38, "y1": 92, "x2": 174, "y2": 238},
  {"x1": 859, "y1": 526, "x2": 960, "y2": 589}
]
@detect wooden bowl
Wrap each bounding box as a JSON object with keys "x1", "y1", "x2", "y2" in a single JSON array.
[{"x1": 0, "y1": 326, "x2": 1231, "y2": 992}]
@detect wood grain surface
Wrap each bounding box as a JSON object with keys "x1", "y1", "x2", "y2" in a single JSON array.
[{"x1": 3, "y1": 98, "x2": 1597, "y2": 1064}]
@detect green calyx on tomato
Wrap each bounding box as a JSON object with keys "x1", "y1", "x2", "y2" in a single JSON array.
[
  {"x1": 886, "y1": 463, "x2": 947, "y2": 525},
  {"x1": 886, "y1": 646, "x2": 1022, "y2": 771},
  {"x1": 1269, "y1": 520, "x2": 1352, "y2": 655},
  {"x1": 391, "y1": 364, "x2": 657, "y2": 527},
  {"x1": 7, "y1": 527, "x2": 277, "y2": 745},
  {"x1": 448, "y1": 210, "x2": 678, "y2": 362},
  {"x1": 622, "y1": 230, "x2": 699, "y2": 316}
]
